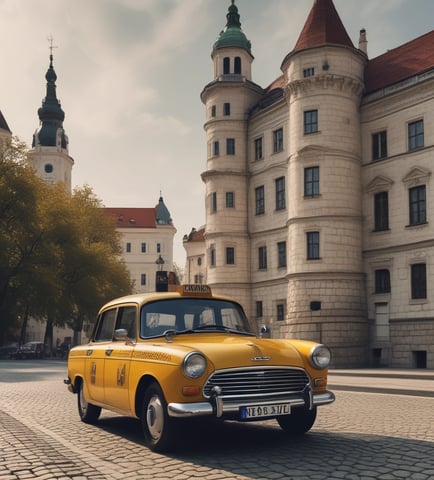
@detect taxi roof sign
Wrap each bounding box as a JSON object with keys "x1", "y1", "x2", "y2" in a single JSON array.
[{"x1": 169, "y1": 284, "x2": 212, "y2": 296}]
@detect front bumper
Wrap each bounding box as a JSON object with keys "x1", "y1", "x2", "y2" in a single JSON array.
[{"x1": 168, "y1": 387, "x2": 335, "y2": 418}]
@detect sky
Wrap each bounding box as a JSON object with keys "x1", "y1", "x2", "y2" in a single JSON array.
[{"x1": 1, "y1": 0, "x2": 433, "y2": 266}]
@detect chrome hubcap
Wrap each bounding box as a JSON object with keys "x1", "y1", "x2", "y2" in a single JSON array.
[{"x1": 146, "y1": 394, "x2": 164, "y2": 440}]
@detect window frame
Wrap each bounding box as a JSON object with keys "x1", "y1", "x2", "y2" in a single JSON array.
[
  {"x1": 273, "y1": 128, "x2": 283, "y2": 153},
  {"x1": 374, "y1": 191, "x2": 389, "y2": 231},
  {"x1": 307, "y1": 231, "x2": 320, "y2": 260},
  {"x1": 226, "y1": 191, "x2": 235, "y2": 208},
  {"x1": 304, "y1": 166, "x2": 320, "y2": 197},
  {"x1": 409, "y1": 185, "x2": 426, "y2": 225},
  {"x1": 226, "y1": 138, "x2": 235, "y2": 155},
  {"x1": 226, "y1": 247, "x2": 235, "y2": 265},
  {"x1": 254, "y1": 137, "x2": 263, "y2": 161},
  {"x1": 255, "y1": 186, "x2": 265, "y2": 215},
  {"x1": 304, "y1": 110, "x2": 318, "y2": 134},
  {"x1": 275, "y1": 177, "x2": 286, "y2": 211},
  {"x1": 372, "y1": 130, "x2": 388, "y2": 160},
  {"x1": 408, "y1": 119, "x2": 424, "y2": 151},
  {"x1": 223, "y1": 102, "x2": 231, "y2": 116},
  {"x1": 277, "y1": 241, "x2": 287, "y2": 268},
  {"x1": 375, "y1": 269, "x2": 390, "y2": 294},
  {"x1": 411, "y1": 263, "x2": 427, "y2": 300},
  {"x1": 258, "y1": 246, "x2": 267, "y2": 270}
]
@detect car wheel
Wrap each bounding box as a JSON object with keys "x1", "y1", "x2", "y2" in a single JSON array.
[
  {"x1": 277, "y1": 406, "x2": 317, "y2": 434},
  {"x1": 141, "y1": 382, "x2": 178, "y2": 452},
  {"x1": 77, "y1": 379, "x2": 101, "y2": 424}
]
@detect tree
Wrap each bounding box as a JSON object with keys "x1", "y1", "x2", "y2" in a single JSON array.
[{"x1": 0, "y1": 137, "x2": 132, "y2": 347}]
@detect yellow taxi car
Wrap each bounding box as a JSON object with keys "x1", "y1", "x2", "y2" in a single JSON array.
[{"x1": 65, "y1": 285, "x2": 335, "y2": 452}]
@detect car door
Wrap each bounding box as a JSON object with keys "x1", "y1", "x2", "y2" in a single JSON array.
[
  {"x1": 85, "y1": 308, "x2": 117, "y2": 404},
  {"x1": 103, "y1": 305, "x2": 136, "y2": 413}
]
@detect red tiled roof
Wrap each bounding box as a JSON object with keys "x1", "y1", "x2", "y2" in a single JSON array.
[
  {"x1": 0, "y1": 110, "x2": 11, "y2": 133},
  {"x1": 185, "y1": 227, "x2": 205, "y2": 242},
  {"x1": 293, "y1": 0, "x2": 354, "y2": 53},
  {"x1": 364, "y1": 30, "x2": 434, "y2": 94},
  {"x1": 104, "y1": 207, "x2": 156, "y2": 228}
]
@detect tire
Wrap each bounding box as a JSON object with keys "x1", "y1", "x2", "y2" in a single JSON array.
[
  {"x1": 141, "y1": 382, "x2": 178, "y2": 452},
  {"x1": 77, "y1": 379, "x2": 101, "y2": 424},
  {"x1": 277, "y1": 406, "x2": 317, "y2": 434}
]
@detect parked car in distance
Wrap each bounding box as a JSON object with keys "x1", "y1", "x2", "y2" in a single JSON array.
[
  {"x1": 65, "y1": 284, "x2": 335, "y2": 452},
  {"x1": 56, "y1": 342, "x2": 70, "y2": 359},
  {"x1": 0, "y1": 343, "x2": 18, "y2": 359},
  {"x1": 14, "y1": 342, "x2": 48, "y2": 359}
]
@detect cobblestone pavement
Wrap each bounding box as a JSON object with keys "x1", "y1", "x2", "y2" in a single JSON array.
[{"x1": 0, "y1": 360, "x2": 433, "y2": 480}]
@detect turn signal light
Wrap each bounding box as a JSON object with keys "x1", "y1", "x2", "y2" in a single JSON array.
[
  {"x1": 314, "y1": 377, "x2": 327, "y2": 388},
  {"x1": 182, "y1": 386, "x2": 200, "y2": 396}
]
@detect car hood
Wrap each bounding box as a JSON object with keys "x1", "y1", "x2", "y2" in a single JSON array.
[{"x1": 154, "y1": 333, "x2": 305, "y2": 369}]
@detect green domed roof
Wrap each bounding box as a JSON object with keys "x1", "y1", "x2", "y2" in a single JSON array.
[{"x1": 213, "y1": 1, "x2": 251, "y2": 53}]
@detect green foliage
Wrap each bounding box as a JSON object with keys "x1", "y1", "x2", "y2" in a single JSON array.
[{"x1": 0, "y1": 137, "x2": 132, "y2": 344}]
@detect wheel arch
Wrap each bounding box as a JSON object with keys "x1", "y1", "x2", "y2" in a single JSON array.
[{"x1": 135, "y1": 374, "x2": 160, "y2": 417}]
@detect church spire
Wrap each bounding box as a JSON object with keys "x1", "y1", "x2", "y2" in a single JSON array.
[{"x1": 32, "y1": 40, "x2": 68, "y2": 151}]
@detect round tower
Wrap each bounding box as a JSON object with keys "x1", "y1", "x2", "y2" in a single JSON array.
[
  {"x1": 200, "y1": 1, "x2": 262, "y2": 306},
  {"x1": 281, "y1": 0, "x2": 368, "y2": 366},
  {"x1": 28, "y1": 51, "x2": 74, "y2": 193}
]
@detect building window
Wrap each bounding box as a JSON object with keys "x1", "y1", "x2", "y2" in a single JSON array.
[
  {"x1": 372, "y1": 131, "x2": 387, "y2": 160},
  {"x1": 303, "y1": 67, "x2": 315, "y2": 78},
  {"x1": 211, "y1": 105, "x2": 216, "y2": 117},
  {"x1": 226, "y1": 192, "x2": 235, "y2": 208},
  {"x1": 223, "y1": 57, "x2": 230, "y2": 74},
  {"x1": 307, "y1": 232, "x2": 320, "y2": 260},
  {"x1": 223, "y1": 102, "x2": 231, "y2": 116},
  {"x1": 256, "y1": 301, "x2": 263, "y2": 318},
  {"x1": 254, "y1": 137, "x2": 263, "y2": 160},
  {"x1": 210, "y1": 246, "x2": 216, "y2": 267},
  {"x1": 275, "y1": 177, "x2": 286, "y2": 210},
  {"x1": 226, "y1": 138, "x2": 235, "y2": 155},
  {"x1": 156, "y1": 243, "x2": 161, "y2": 253},
  {"x1": 126, "y1": 242, "x2": 131, "y2": 253},
  {"x1": 304, "y1": 167, "x2": 319, "y2": 197},
  {"x1": 408, "y1": 120, "x2": 424, "y2": 150},
  {"x1": 276, "y1": 303, "x2": 285, "y2": 321},
  {"x1": 211, "y1": 192, "x2": 217, "y2": 213},
  {"x1": 44, "y1": 163, "x2": 53, "y2": 173},
  {"x1": 409, "y1": 185, "x2": 426, "y2": 225},
  {"x1": 411, "y1": 263, "x2": 426, "y2": 299},
  {"x1": 234, "y1": 57, "x2": 241, "y2": 74},
  {"x1": 194, "y1": 274, "x2": 203, "y2": 284},
  {"x1": 226, "y1": 247, "x2": 235, "y2": 265},
  {"x1": 273, "y1": 128, "x2": 283, "y2": 153},
  {"x1": 304, "y1": 110, "x2": 318, "y2": 134},
  {"x1": 141, "y1": 242, "x2": 147, "y2": 253},
  {"x1": 258, "y1": 246, "x2": 267, "y2": 270},
  {"x1": 213, "y1": 141, "x2": 220, "y2": 156},
  {"x1": 277, "y1": 241, "x2": 287, "y2": 268},
  {"x1": 375, "y1": 269, "x2": 390, "y2": 293},
  {"x1": 374, "y1": 192, "x2": 389, "y2": 231},
  {"x1": 197, "y1": 257, "x2": 202, "y2": 266},
  {"x1": 141, "y1": 274, "x2": 147, "y2": 286},
  {"x1": 255, "y1": 186, "x2": 265, "y2": 215}
]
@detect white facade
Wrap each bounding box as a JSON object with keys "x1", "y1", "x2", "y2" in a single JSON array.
[{"x1": 185, "y1": 0, "x2": 434, "y2": 368}]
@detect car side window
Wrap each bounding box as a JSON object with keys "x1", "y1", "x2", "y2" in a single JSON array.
[
  {"x1": 116, "y1": 306, "x2": 137, "y2": 340},
  {"x1": 94, "y1": 308, "x2": 117, "y2": 342}
]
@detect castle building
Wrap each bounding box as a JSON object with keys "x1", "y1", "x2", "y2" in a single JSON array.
[{"x1": 184, "y1": 0, "x2": 434, "y2": 368}]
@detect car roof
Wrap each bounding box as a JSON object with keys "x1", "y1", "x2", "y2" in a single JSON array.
[{"x1": 99, "y1": 288, "x2": 237, "y2": 314}]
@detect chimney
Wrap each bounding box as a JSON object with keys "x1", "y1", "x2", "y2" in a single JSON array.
[{"x1": 359, "y1": 28, "x2": 368, "y2": 56}]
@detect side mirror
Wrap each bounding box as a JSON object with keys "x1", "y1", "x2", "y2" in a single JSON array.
[
  {"x1": 259, "y1": 325, "x2": 271, "y2": 339},
  {"x1": 114, "y1": 328, "x2": 128, "y2": 341}
]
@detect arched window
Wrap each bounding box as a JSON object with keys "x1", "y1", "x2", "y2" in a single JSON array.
[
  {"x1": 223, "y1": 57, "x2": 230, "y2": 74},
  {"x1": 234, "y1": 57, "x2": 241, "y2": 74}
]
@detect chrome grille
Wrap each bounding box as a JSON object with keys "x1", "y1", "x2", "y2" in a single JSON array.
[{"x1": 203, "y1": 367, "x2": 309, "y2": 399}]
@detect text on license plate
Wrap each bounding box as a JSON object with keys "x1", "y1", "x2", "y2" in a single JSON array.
[{"x1": 240, "y1": 403, "x2": 291, "y2": 419}]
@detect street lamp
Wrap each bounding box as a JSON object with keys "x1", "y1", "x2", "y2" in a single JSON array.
[{"x1": 156, "y1": 254, "x2": 165, "y2": 271}]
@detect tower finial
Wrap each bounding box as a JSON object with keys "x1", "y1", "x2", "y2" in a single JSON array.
[{"x1": 47, "y1": 35, "x2": 58, "y2": 64}]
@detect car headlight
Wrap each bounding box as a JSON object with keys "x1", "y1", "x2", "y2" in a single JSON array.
[
  {"x1": 183, "y1": 352, "x2": 207, "y2": 378},
  {"x1": 310, "y1": 345, "x2": 332, "y2": 369}
]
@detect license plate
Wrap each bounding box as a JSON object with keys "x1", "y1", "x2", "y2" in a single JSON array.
[{"x1": 240, "y1": 403, "x2": 291, "y2": 419}]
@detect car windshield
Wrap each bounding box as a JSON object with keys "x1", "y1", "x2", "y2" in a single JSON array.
[{"x1": 140, "y1": 298, "x2": 254, "y2": 338}]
